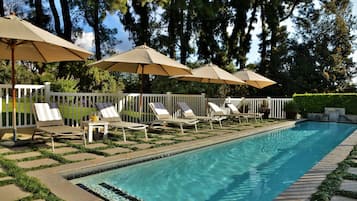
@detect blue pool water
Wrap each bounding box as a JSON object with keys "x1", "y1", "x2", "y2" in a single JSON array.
[{"x1": 73, "y1": 122, "x2": 357, "y2": 201}]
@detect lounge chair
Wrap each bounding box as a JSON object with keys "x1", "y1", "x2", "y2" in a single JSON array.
[
  {"x1": 207, "y1": 102, "x2": 241, "y2": 123},
  {"x1": 96, "y1": 103, "x2": 148, "y2": 142},
  {"x1": 32, "y1": 103, "x2": 86, "y2": 152},
  {"x1": 149, "y1": 102, "x2": 199, "y2": 134},
  {"x1": 227, "y1": 103, "x2": 263, "y2": 122},
  {"x1": 177, "y1": 102, "x2": 224, "y2": 129}
]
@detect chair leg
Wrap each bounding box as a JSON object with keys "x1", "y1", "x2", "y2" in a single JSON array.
[
  {"x1": 51, "y1": 136, "x2": 55, "y2": 152},
  {"x1": 194, "y1": 123, "x2": 198, "y2": 132},
  {"x1": 209, "y1": 120, "x2": 213, "y2": 130},
  {"x1": 82, "y1": 134, "x2": 86, "y2": 147},
  {"x1": 144, "y1": 128, "x2": 148, "y2": 140},
  {"x1": 122, "y1": 127, "x2": 127, "y2": 142},
  {"x1": 180, "y1": 124, "x2": 184, "y2": 134},
  {"x1": 219, "y1": 119, "x2": 222, "y2": 128}
]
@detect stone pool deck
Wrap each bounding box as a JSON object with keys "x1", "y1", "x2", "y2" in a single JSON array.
[{"x1": 0, "y1": 120, "x2": 356, "y2": 200}]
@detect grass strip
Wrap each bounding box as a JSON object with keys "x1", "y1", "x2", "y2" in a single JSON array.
[{"x1": 0, "y1": 156, "x2": 62, "y2": 201}]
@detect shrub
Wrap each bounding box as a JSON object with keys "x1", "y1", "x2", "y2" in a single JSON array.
[
  {"x1": 283, "y1": 100, "x2": 299, "y2": 113},
  {"x1": 293, "y1": 93, "x2": 357, "y2": 117}
]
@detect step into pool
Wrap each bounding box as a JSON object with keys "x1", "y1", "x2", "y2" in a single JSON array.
[{"x1": 72, "y1": 121, "x2": 357, "y2": 201}]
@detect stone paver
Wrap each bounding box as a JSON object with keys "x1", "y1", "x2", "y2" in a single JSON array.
[
  {"x1": 53, "y1": 147, "x2": 78, "y2": 154},
  {"x1": 154, "y1": 140, "x2": 176, "y2": 145},
  {"x1": 347, "y1": 167, "x2": 357, "y2": 175},
  {"x1": 340, "y1": 180, "x2": 357, "y2": 192},
  {"x1": 0, "y1": 184, "x2": 31, "y2": 201},
  {"x1": 158, "y1": 134, "x2": 176, "y2": 139},
  {"x1": 331, "y1": 196, "x2": 357, "y2": 201},
  {"x1": 0, "y1": 167, "x2": 4, "y2": 173},
  {"x1": 45, "y1": 141, "x2": 67, "y2": 147},
  {"x1": 4, "y1": 151, "x2": 41, "y2": 160},
  {"x1": 131, "y1": 143, "x2": 153, "y2": 150},
  {"x1": 194, "y1": 134, "x2": 211, "y2": 138},
  {"x1": 86, "y1": 143, "x2": 107, "y2": 149},
  {"x1": 351, "y1": 159, "x2": 357, "y2": 163},
  {"x1": 101, "y1": 147, "x2": 131, "y2": 155},
  {"x1": 62, "y1": 153, "x2": 104, "y2": 161},
  {"x1": 0, "y1": 147, "x2": 12, "y2": 154},
  {"x1": 114, "y1": 140, "x2": 138, "y2": 146},
  {"x1": 0, "y1": 176, "x2": 13, "y2": 181},
  {"x1": 175, "y1": 136, "x2": 196, "y2": 141},
  {"x1": 17, "y1": 158, "x2": 59, "y2": 169}
]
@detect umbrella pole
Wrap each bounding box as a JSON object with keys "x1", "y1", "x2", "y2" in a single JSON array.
[
  {"x1": 11, "y1": 43, "x2": 17, "y2": 141},
  {"x1": 139, "y1": 66, "x2": 144, "y2": 122}
]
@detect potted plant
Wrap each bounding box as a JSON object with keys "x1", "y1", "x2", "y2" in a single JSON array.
[
  {"x1": 259, "y1": 100, "x2": 270, "y2": 119},
  {"x1": 283, "y1": 100, "x2": 300, "y2": 119}
]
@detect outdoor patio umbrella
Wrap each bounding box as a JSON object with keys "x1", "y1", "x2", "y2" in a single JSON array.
[
  {"x1": 0, "y1": 14, "x2": 92, "y2": 141},
  {"x1": 89, "y1": 44, "x2": 192, "y2": 119},
  {"x1": 170, "y1": 63, "x2": 246, "y2": 113},
  {"x1": 233, "y1": 69, "x2": 276, "y2": 89},
  {"x1": 171, "y1": 63, "x2": 245, "y2": 85}
]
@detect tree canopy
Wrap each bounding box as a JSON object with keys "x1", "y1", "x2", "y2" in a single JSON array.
[{"x1": 0, "y1": 0, "x2": 355, "y2": 96}]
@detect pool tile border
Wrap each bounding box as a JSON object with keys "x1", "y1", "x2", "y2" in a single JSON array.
[{"x1": 27, "y1": 120, "x2": 353, "y2": 201}]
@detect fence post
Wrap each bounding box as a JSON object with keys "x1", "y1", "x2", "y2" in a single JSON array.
[
  {"x1": 44, "y1": 82, "x2": 51, "y2": 103},
  {"x1": 166, "y1": 92, "x2": 173, "y2": 114},
  {"x1": 267, "y1": 96, "x2": 272, "y2": 118}
]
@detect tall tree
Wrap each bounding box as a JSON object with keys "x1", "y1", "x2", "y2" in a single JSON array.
[{"x1": 0, "y1": 0, "x2": 4, "y2": 16}]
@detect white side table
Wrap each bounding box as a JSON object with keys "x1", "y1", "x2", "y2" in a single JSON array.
[{"x1": 81, "y1": 121, "x2": 109, "y2": 143}]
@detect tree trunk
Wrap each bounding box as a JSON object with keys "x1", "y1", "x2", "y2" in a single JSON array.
[
  {"x1": 49, "y1": 0, "x2": 62, "y2": 36},
  {"x1": 60, "y1": 0, "x2": 72, "y2": 41},
  {"x1": 93, "y1": 0, "x2": 101, "y2": 60},
  {"x1": 259, "y1": 0, "x2": 267, "y2": 74},
  {"x1": 0, "y1": 0, "x2": 4, "y2": 17},
  {"x1": 167, "y1": 0, "x2": 177, "y2": 59}
]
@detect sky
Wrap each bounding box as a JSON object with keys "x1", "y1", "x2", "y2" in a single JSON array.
[{"x1": 70, "y1": 1, "x2": 357, "y2": 83}]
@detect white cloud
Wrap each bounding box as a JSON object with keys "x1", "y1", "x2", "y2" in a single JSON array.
[{"x1": 74, "y1": 32, "x2": 95, "y2": 51}]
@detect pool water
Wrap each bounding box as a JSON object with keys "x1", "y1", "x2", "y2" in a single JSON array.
[{"x1": 72, "y1": 122, "x2": 357, "y2": 201}]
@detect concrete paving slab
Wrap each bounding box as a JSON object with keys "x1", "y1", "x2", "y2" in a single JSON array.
[
  {"x1": 351, "y1": 159, "x2": 357, "y2": 164},
  {"x1": 0, "y1": 167, "x2": 4, "y2": 173},
  {"x1": 154, "y1": 140, "x2": 176, "y2": 145},
  {"x1": 53, "y1": 147, "x2": 78, "y2": 154},
  {"x1": 0, "y1": 176, "x2": 13, "y2": 181},
  {"x1": 131, "y1": 143, "x2": 153, "y2": 150},
  {"x1": 331, "y1": 196, "x2": 357, "y2": 201},
  {"x1": 0, "y1": 147, "x2": 12, "y2": 154},
  {"x1": 17, "y1": 158, "x2": 59, "y2": 169},
  {"x1": 62, "y1": 153, "x2": 104, "y2": 161},
  {"x1": 4, "y1": 151, "x2": 41, "y2": 160},
  {"x1": 85, "y1": 143, "x2": 107, "y2": 149},
  {"x1": 0, "y1": 184, "x2": 31, "y2": 201},
  {"x1": 347, "y1": 167, "x2": 357, "y2": 175},
  {"x1": 194, "y1": 134, "x2": 211, "y2": 138},
  {"x1": 340, "y1": 180, "x2": 357, "y2": 192},
  {"x1": 175, "y1": 136, "x2": 196, "y2": 141},
  {"x1": 114, "y1": 140, "x2": 137, "y2": 146},
  {"x1": 158, "y1": 134, "x2": 176, "y2": 139},
  {"x1": 101, "y1": 147, "x2": 132, "y2": 155}
]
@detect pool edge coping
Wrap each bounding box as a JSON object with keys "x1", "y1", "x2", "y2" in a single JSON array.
[
  {"x1": 27, "y1": 120, "x2": 346, "y2": 201},
  {"x1": 275, "y1": 124, "x2": 357, "y2": 201}
]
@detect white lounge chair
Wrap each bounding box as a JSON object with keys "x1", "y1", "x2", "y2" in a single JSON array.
[
  {"x1": 177, "y1": 102, "x2": 224, "y2": 129},
  {"x1": 96, "y1": 103, "x2": 148, "y2": 142},
  {"x1": 207, "y1": 102, "x2": 241, "y2": 123},
  {"x1": 32, "y1": 103, "x2": 86, "y2": 152},
  {"x1": 227, "y1": 103, "x2": 263, "y2": 122},
  {"x1": 149, "y1": 102, "x2": 199, "y2": 134}
]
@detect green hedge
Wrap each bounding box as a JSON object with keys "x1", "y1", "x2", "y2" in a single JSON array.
[{"x1": 293, "y1": 93, "x2": 357, "y2": 116}]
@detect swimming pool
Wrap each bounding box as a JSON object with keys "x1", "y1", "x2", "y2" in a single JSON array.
[{"x1": 72, "y1": 121, "x2": 357, "y2": 201}]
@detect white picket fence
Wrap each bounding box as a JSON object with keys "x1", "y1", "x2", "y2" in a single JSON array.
[{"x1": 0, "y1": 83, "x2": 292, "y2": 128}]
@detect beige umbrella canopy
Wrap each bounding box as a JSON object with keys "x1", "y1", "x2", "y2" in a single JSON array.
[
  {"x1": 233, "y1": 69, "x2": 276, "y2": 89},
  {"x1": 171, "y1": 63, "x2": 245, "y2": 85},
  {"x1": 90, "y1": 44, "x2": 192, "y2": 76},
  {"x1": 0, "y1": 14, "x2": 92, "y2": 141},
  {"x1": 90, "y1": 44, "x2": 192, "y2": 119}
]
